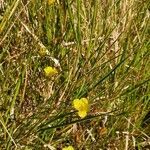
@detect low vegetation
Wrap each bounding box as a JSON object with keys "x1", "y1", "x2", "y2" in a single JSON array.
[{"x1": 0, "y1": 0, "x2": 149, "y2": 149}]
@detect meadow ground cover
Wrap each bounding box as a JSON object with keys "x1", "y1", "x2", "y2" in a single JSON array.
[{"x1": 0, "y1": 0, "x2": 150, "y2": 149}]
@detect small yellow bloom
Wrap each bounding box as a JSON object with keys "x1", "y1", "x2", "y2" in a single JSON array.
[
  {"x1": 73, "y1": 98, "x2": 89, "y2": 118},
  {"x1": 62, "y1": 146, "x2": 74, "y2": 150},
  {"x1": 38, "y1": 47, "x2": 47, "y2": 56},
  {"x1": 44, "y1": 66, "x2": 58, "y2": 77},
  {"x1": 48, "y1": 0, "x2": 55, "y2": 5}
]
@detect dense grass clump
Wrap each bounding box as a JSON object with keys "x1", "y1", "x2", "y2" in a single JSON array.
[{"x1": 0, "y1": 0, "x2": 149, "y2": 149}]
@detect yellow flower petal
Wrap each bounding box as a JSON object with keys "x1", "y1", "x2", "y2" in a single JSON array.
[
  {"x1": 80, "y1": 98, "x2": 88, "y2": 111},
  {"x1": 73, "y1": 99, "x2": 81, "y2": 110},
  {"x1": 80, "y1": 98, "x2": 88, "y2": 105},
  {"x1": 44, "y1": 66, "x2": 58, "y2": 77},
  {"x1": 62, "y1": 146, "x2": 74, "y2": 150},
  {"x1": 78, "y1": 111, "x2": 87, "y2": 118}
]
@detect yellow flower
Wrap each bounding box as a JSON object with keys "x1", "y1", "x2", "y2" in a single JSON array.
[
  {"x1": 44, "y1": 66, "x2": 58, "y2": 77},
  {"x1": 38, "y1": 47, "x2": 47, "y2": 56},
  {"x1": 48, "y1": 0, "x2": 55, "y2": 5},
  {"x1": 73, "y1": 98, "x2": 89, "y2": 118},
  {"x1": 62, "y1": 146, "x2": 74, "y2": 150}
]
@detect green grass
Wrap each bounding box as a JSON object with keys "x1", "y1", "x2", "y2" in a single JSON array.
[{"x1": 0, "y1": 0, "x2": 150, "y2": 149}]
